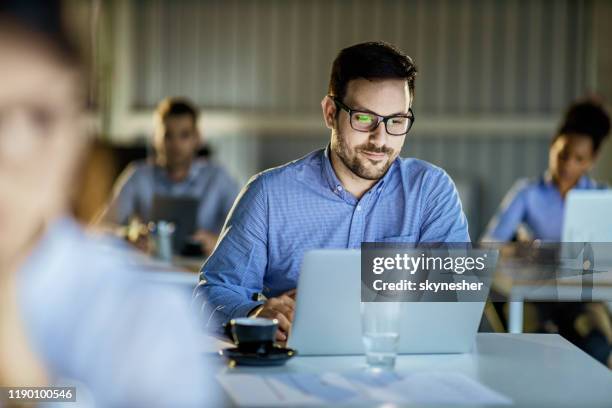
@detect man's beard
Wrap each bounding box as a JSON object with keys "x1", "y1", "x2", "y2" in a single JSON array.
[{"x1": 332, "y1": 132, "x2": 396, "y2": 180}]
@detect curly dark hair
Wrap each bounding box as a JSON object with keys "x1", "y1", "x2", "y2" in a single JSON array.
[{"x1": 554, "y1": 98, "x2": 611, "y2": 153}]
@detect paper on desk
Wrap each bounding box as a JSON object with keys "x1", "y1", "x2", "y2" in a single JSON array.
[
  {"x1": 217, "y1": 370, "x2": 512, "y2": 406},
  {"x1": 383, "y1": 371, "x2": 512, "y2": 405}
]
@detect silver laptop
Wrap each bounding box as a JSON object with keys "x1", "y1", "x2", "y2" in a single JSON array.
[
  {"x1": 288, "y1": 249, "x2": 491, "y2": 356},
  {"x1": 563, "y1": 190, "x2": 612, "y2": 243},
  {"x1": 560, "y1": 190, "x2": 612, "y2": 268},
  {"x1": 559, "y1": 191, "x2": 612, "y2": 301}
]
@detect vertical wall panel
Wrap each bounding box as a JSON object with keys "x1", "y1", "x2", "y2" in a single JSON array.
[
  {"x1": 479, "y1": 0, "x2": 495, "y2": 113},
  {"x1": 502, "y1": 0, "x2": 519, "y2": 112}
]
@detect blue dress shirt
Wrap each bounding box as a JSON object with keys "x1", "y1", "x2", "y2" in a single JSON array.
[
  {"x1": 17, "y1": 217, "x2": 215, "y2": 407},
  {"x1": 195, "y1": 147, "x2": 470, "y2": 323},
  {"x1": 482, "y1": 173, "x2": 607, "y2": 242},
  {"x1": 104, "y1": 159, "x2": 239, "y2": 233}
]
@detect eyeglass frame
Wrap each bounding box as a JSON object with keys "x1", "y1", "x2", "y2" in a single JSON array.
[{"x1": 330, "y1": 95, "x2": 415, "y2": 136}]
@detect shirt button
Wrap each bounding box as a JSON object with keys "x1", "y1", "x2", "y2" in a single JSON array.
[
  {"x1": 356, "y1": 205, "x2": 362, "y2": 211},
  {"x1": 337, "y1": 185, "x2": 343, "y2": 191}
]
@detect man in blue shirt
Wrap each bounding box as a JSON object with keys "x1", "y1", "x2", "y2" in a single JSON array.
[
  {"x1": 195, "y1": 42, "x2": 469, "y2": 341},
  {"x1": 102, "y1": 98, "x2": 239, "y2": 254}
]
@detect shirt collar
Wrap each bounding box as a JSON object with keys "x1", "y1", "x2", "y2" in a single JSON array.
[
  {"x1": 321, "y1": 145, "x2": 343, "y2": 193},
  {"x1": 542, "y1": 171, "x2": 596, "y2": 190},
  {"x1": 575, "y1": 174, "x2": 596, "y2": 189},
  {"x1": 157, "y1": 160, "x2": 202, "y2": 184},
  {"x1": 186, "y1": 160, "x2": 202, "y2": 181}
]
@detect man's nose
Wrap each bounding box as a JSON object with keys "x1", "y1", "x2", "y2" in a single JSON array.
[
  {"x1": 166, "y1": 137, "x2": 180, "y2": 148},
  {"x1": 368, "y1": 121, "x2": 388, "y2": 147}
]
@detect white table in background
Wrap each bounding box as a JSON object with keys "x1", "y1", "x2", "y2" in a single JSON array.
[{"x1": 494, "y1": 268, "x2": 612, "y2": 333}]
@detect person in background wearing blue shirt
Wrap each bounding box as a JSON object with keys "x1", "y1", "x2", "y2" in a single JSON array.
[
  {"x1": 482, "y1": 99, "x2": 610, "y2": 242},
  {"x1": 195, "y1": 42, "x2": 469, "y2": 341},
  {"x1": 482, "y1": 98, "x2": 612, "y2": 368},
  {"x1": 102, "y1": 97, "x2": 239, "y2": 255},
  {"x1": 0, "y1": 4, "x2": 215, "y2": 405}
]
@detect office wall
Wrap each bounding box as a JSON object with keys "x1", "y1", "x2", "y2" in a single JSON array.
[
  {"x1": 131, "y1": 0, "x2": 590, "y2": 114},
  {"x1": 105, "y1": 0, "x2": 605, "y2": 239}
]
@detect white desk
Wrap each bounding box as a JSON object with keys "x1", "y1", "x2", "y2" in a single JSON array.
[
  {"x1": 506, "y1": 282, "x2": 612, "y2": 334},
  {"x1": 211, "y1": 334, "x2": 612, "y2": 407}
]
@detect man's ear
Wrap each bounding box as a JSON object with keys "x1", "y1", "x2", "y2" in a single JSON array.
[{"x1": 321, "y1": 95, "x2": 337, "y2": 130}]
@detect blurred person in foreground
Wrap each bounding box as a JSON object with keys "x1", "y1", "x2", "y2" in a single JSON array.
[
  {"x1": 196, "y1": 42, "x2": 469, "y2": 341},
  {"x1": 100, "y1": 98, "x2": 239, "y2": 256},
  {"x1": 0, "y1": 4, "x2": 216, "y2": 406},
  {"x1": 482, "y1": 98, "x2": 612, "y2": 368}
]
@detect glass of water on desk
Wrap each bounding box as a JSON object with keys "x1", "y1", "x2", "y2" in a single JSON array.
[{"x1": 361, "y1": 302, "x2": 401, "y2": 369}]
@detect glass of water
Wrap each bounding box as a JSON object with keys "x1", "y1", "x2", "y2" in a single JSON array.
[{"x1": 361, "y1": 302, "x2": 401, "y2": 369}]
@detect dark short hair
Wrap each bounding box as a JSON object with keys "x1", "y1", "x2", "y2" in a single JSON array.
[
  {"x1": 156, "y1": 97, "x2": 199, "y2": 126},
  {"x1": 328, "y1": 41, "x2": 417, "y2": 103},
  {"x1": 554, "y1": 98, "x2": 611, "y2": 153}
]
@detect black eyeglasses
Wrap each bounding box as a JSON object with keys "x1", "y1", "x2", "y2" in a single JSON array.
[{"x1": 331, "y1": 96, "x2": 415, "y2": 136}]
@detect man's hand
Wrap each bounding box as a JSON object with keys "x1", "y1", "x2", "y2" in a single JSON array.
[
  {"x1": 191, "y1": 230, "x2": 219, "y2": 256},
  {"x1": 250, "y1": 289, "x2": 296, "y2": 342},
  {"x1": 125, "y1": 218, "x2": 153, "y2": 254}
]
